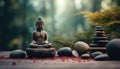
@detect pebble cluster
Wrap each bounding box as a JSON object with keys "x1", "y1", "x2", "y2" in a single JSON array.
[{"x1": 7, "y1": 38, "x2": 120, "y2": 61}]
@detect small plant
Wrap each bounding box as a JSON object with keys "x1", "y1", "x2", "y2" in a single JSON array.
[
  {"x1": 74, "y1": 30, "x2": 94, "y2": 44},
  {"x1": 52, "y1": 30, "x2": 94, "y2": 50},
  {"x1": 107, "y1": 21, "x2": 120, "y2": 32},
  {"x1": 52, "y1": 36, "x2": 75, "y2": 50},
  {"x1": 76, "y1": 7, "x2": 120, "y2": 39},
  {"x1": 106, "y1": 21, "x2": 120, "y2": 39},
  {"x1": 79, "y1": 7, "x2": 120, "y2": 26}
]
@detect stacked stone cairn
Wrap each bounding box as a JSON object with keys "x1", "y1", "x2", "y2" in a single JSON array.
[{"x1": 90, "y1": 26, "x2": 109, "y2": 47}]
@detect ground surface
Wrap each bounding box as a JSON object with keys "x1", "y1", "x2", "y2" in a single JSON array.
[{"x1": 0, "y1": 51, "x2": 120, "y2": 69}]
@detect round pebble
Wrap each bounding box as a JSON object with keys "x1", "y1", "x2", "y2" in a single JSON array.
[
  {"x1": 9, "y1": 50, "x2": 26, "y2": 58},
  {"x1": 74, "y1": 41, "x2": 90, "y2": 56},
  {"x1": 94, "y1": 54, "x2": 109, "y2": 61},
  {"x1": 91, "y1": 51, "x2": 103, "y2": 58},
  {"x1": 106, "y1": 39, "x2": 120, "y2": 60},
  {"x1": 57, "y1": 47, "x2": 72, "y2": 57},
  {"x1": 72, "y1": 50, "x2": 79, "y2": 57},
  {"x1": 81, "y1": 54, "x2": 90, "y2": 59}
]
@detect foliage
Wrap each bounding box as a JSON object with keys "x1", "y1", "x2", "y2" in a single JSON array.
[
  {"x1": 79, "y1": 7, "x2": 120, "y2": 26},
  {"x1": 1, "y1": 0, "x2": 117, "y2": 50},
  {"x1": 77, "y1": 7, "x2": 120, "y2": 39},
  {"x1": 106, "y1": 21, "x2": 120, "y2": 39},
  {"x1": 74, "y1": 29, "x2": 94, "y2": 44},
  {"x1": 107, "y1": 21, "x2": 120, "y2": 32},
  {"x1": 52, "y1": 29, "x2": 94, "y2": 50},
  {"x1": 52, "y1": 36, "x2": 75, "y2": 50}
]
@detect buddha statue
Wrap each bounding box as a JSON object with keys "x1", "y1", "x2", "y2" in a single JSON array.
[
  {"x1": 30, "y1": 16, "x2": 52, "y2": 48},
  {"x1": 26, "y1": 16, "x2": 55, "y2": 58}
]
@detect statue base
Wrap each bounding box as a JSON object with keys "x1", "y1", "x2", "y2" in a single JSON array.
[{"x1": 26, "y1": 48, "x2": 55, "y2": 58}]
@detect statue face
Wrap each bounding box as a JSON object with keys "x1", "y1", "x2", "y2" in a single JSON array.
[{"x1": 36, "y1": 21, "x2": 44, "y2": 31}]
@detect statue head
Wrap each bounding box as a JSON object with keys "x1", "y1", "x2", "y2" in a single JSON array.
[{"x1": 36, "y1": 16, "x2": 44, "y2": 31}]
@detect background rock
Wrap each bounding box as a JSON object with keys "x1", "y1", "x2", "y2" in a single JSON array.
[
  {"x1": 91, "y1": 51, "x2": 103, "y2": 58},
  {"x1": 9, "y1": 50, "x2": 26, "y2": 58},
  {"x1": 94, "y1": 54, "x2": 109, "y2": 61},
  {"x1": 106, "y1": 39, "x2": 120, "y2": 60},
  {"x1": 57, "y1": 47, "x2": 72, "y2": 57},
  {"x1": 81, "y1": 54, "x2": 90, "y2": 59}
]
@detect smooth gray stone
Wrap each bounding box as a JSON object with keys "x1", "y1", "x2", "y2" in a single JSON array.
[
  {"x1": 9, "y1": 50, "x2": 26, "y2": 58},
  {"x1": 57, "y1": 47, "x2": 72, "y2": 57},
  {"x1": 74, "y1": 41, "x2": 89, "y2": 56},
  {"x1": 91, "y1": 51, "x2": 103, "y2": 58},
  {"x1": 106, "y1": 39, "x2": 120, "y2": 60},
  {"x1": 81, "y1": 54, "x2": 90, "y2": 59},
  {"x1": 94, "y1": 54, "x2": 109, "y2": 61}
]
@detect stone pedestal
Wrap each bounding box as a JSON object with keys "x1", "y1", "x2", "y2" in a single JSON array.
[{"x1": 26, "y1": 48, "x2": 55, "y2": 58}]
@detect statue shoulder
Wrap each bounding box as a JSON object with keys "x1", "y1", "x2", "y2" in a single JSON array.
[{"x1": 42, "y1": 30, "x2": 47, "y2": 34}]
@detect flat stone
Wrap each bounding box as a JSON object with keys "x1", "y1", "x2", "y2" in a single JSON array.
[
  {"x1": 91, "y1": 51, "x2": 103, "y2": 58},
  {"x1": 81, "y1": 54, "x2": 90, "y2": 59},
  {"x1": 94, "y1": 54, "x2": 109, "y2": 61},
  {"x1": 9, "y1": 50, "x2": 26, "y2": 58},
  {"x1": 26, "y1": 48, "x2": 55, "y2": 58}
]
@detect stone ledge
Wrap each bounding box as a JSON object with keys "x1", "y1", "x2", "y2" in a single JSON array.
[{"x1": 89, "y1": 47, "x2": 106, "y2": 53}]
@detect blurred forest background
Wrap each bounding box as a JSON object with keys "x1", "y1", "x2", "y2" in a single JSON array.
[{"x1": 0, "y1": 0, "x2": 120, "y2": 51}]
